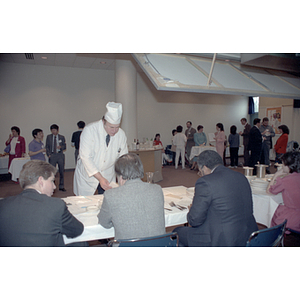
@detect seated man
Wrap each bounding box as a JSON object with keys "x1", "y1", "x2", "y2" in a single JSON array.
[
  {"x1": 174, "y1": 150, "x2": 257, "y2": 247},
  {"x1": 0, "y1": 160, "x2": 84, "y2": 246},
  {"x1": 98, "y1": 153, "x2": 165, "y2": 240}
]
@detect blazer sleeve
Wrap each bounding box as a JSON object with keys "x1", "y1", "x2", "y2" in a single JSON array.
[
  {"x1": 60, "y1": 135, "x2": 66, "y2": 151},
  {"x1": 60, "y1": 203, "x2": 84, "y2": 238},
  {"x1": 45, "y1": 135, "x2": 51, "y2": 157},
  {"x1": 187, "y1": 178, "x2": 211, "y2": 227},
  {"x1": 20, "y1": 136, "x2": 26, "y2": 154}
]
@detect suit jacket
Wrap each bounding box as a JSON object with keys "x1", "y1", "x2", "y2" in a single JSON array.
[
  {"x1": 187, "y1": 165, "x2": 257, "y2": 246},
  {"x1": 248, "y1": 126, "x2": 262, "y2": 152},
  {"x1": 98, "y1": 178, "x2": 166, "y2": 240},
  {"x1": 45, "y1": 134, "x2": 66, "y2": 157},
  {"x1": 0, "y1": 189, "x2": 83, "y2": 246},
  {"x1": 241, "y1": 123, "x2": 251, "y2": 146}
]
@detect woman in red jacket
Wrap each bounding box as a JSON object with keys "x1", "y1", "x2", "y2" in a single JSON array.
[
  {"x1": 274, "y1": 125, "x2": 289, "y2": 164},
  {"x1": 5, "y1": 126, "x2": 26, "y2": 169}
]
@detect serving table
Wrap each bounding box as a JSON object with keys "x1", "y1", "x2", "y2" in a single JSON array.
[
  {"x1": 63, "y1": 186, "x2": 192, "y2": 244},
  {"x1": 8, "y1": 157, "x2": 30, "y2": 181}
]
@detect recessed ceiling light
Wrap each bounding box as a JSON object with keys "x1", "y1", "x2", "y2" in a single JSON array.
[
  {"x1": 100, "y1": 61, "x2": 106, "y2": 64},
  {"x1": 41, "y1": 57, "x2": 48, "y2": 60}
]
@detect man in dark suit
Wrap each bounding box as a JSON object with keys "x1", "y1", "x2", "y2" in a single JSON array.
[
  {"x1": 248, "y1": 118, "x2": 263, "y2": 175},
  {"x1": 174, "y1": 150, "x2": 257, "y2": 246},
  {"x1": 239, "y1": 118, "x2": 251, "y2": 166},
  {"x1": 0, "y1": 160, "x2": 83, "y2": 246},
  {"x1": 46, "y1": 124, "x2": 66, "y2": 191}
]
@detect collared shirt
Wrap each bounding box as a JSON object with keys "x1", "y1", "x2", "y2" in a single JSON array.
[{"x1": 28, "y1": 139, "x2": 46, "y2": 161}]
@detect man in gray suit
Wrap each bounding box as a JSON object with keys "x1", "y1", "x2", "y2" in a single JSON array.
[
  {"x1": 0, "y1": 160, "x2": 83, "y2": 246},
  {"x1": 46, "y1": 124, "x2": 66, "y2": 191},
  {"x1": 98, "y1": 153, "x2": 165, "y2": 240},
  {"x1": 174, "y1": 150, "x2": 257, "y2": 246}
]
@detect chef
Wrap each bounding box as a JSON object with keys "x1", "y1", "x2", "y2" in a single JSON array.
[{"x1": 73, "y1": 102, "x2": 128, "y2": 196}]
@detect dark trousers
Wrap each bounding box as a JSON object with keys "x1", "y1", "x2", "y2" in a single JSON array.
[
  {"x1": 97, "y1": 184, "x2": 105, "y2": 195},
  {"x1": 49, "y1": 153, "x2": 65, "y2": 189},
  {"x1": 261, "y1": 142, "x2": 271, "y2": 170},
  {"x1": 243, "y1": 144, "x2": 250, "y2": 166},
  {"x1": 249, "y1": 150, "x2": 261, "y2": 175},
  {"x1": 230, "y1": 147, "x2": 239, "y2": 167}
]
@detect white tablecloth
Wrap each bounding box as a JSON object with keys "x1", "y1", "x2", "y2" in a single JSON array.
[
  {"x1": 63, "y1": 184, "x2": 283, "y2": 244},
  {"x1": 189, "y1": 146, "x2": 217, "y2": 160},
  {"x1": 0, "y1": 156, "x2": 9, "y2": 174},
  {"x1": 63, "y1": 186, "x2": 193, "y2": 244},
  {"x1": 252, "y1": 191, "x2": 283, "y2": 228},
  {"x1": 225, "y1": 145, "x2": 244, "y2": 158},
  {"x1": 8, "y1": 157, "x2": 30, "y2": 181}
]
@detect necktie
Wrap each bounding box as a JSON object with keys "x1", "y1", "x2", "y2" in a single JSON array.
[
  {"x1": 53, "y1": 136, "x2": 57, "y2": 153},
  {"x1": 106, "y1": 134, "x2": 110, "y2": 146}
]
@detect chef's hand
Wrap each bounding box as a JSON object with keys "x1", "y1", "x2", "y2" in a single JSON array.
[{"x1": 99, "y1": 177, "x2": 112, "y2": 191}]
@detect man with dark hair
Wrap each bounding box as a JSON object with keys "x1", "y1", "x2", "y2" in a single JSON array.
[
  {"x1": 259, "y1": 117, "x2": 275, "y2": 174},
  {"x1": 0, "y1": 160, "x2": 83, "y2": 246},
  {"x1": 98, "y1": 153, "x2": 165, "y2": 240},
  {"x1": 28, "y1": 128, "x2": 46, "y2": 161},
  {"x1": 239, "y1": 118, "x2": 251, "y2": 166},
  {"x1": 185, "y1": 121, "x2": 196, "y2": 166},
  {"x1": 45, "y1": 124, "x2": 67, "y2": 191},
  {"x1": 174, "y1": 150, "x2": 257, "y2": 246},
  {"x1": 248, "y1": 118, "x2": 263, "y2": 175},
  {"x1": 71, "y1": 121, "x2": 85, "y2": 164}
]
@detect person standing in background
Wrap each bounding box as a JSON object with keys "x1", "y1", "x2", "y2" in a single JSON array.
[
  {"x1": 214, "y1": 123, "x2": 225, "y2": 159},
  {"x1": 259, "y1": 117, "x2": 275, "y2": 174},
  {"x1": 28, "y1": 128, "x2": 46, "y2": 161},
  {"x1": 185, "y1": 121, "x2": 196, "y2": 167},
  {"x1": 73, "y1": 102, "x2": 128, "y2": 196},
  {"x1": 5, "y1": 126, "x2": 26, "y2": 169},
  {"x1": 71, "y1": 121, "x2": 85, "y2": 165},
  {"x1": 228, "y1": 125, "x2": 240, "y2": 168},
  {"x1": 274, "y1": 125, "x2": 289, "y2": 164},
  {"x1": 248, "y1": 118, "x2": 263, "y2": 176},
  {"x1": 45, "y1": 124, "x2": 67, "y2": 192},
  {"x1": 239, "y1": 118, "x2": 251, "y2": 166},
  {"x1": 173, "y1": 125, "x2": 187, "y2": 170}
]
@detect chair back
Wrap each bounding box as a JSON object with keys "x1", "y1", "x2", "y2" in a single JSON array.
[
  {"x1": 108, "y1": 232, "x2": 179, "y2": 247},
  {"x1": 246, "y1": 220, "x2": 287, "y2": 247}
]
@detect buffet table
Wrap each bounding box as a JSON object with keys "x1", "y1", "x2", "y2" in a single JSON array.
[
  {"x1": 63, "y1": 186, "x2": 192, "y2": 244},
  {"x1": 189, "y1": 146, "x2": 217, "y2": 161},
  {"x1": 8, "y1": 157, "x2": 31, "y2": 181}
]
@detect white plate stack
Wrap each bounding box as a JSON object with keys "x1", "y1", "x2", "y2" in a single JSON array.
[{"x1": 250, "y1": 178, "x2": 269, "y2": 192}]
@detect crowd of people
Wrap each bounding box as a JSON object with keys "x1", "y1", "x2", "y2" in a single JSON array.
[{"x1": 1, "y1": 103, "x2": 299, "y2": 247}]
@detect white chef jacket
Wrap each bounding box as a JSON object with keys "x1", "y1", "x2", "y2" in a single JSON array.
[{"x1": 73, "y1": 119, "x2": 128, "y2": 196}]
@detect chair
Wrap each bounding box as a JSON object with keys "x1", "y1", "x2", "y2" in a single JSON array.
[
  {"x1": 246, "y1": 220, "x2": 287, "y2": 247},
  {"x1": 107, "y1": 232, "x2": 179, "y2": 247}
]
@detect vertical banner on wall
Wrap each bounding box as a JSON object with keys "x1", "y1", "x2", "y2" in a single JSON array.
[{"x1": 266, "y1": 107, "x2": 282, "y2": 134}]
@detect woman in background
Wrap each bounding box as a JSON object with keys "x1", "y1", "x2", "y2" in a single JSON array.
[
  {"x1": 5, "y1": 126, "x2": 26, "y2": 169},
  {"x1": 267, "y1": 151, "x2": 300, "y2": 232},
  {"x1": 228, "y1": 125, "x2": 240, "y2": 168},
  {"x1": 274, "y1": 125, "x2": 289, "y2": 164},
  {"x1": 190, "y1": 125, "x2": 207, "y2": 170},
  {"x1": 153, "y1": 133, "x2": 171, "y2": 165},
  {"x1": 173, "y1": 126, "x2": 187, "y2": 170},
  {"x1": 214, "y1": 123, "x2": 225, "y2": 159}
]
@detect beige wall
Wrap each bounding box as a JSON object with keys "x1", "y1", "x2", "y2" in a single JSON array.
[{"x1": 1, "y1": 61, "x2": 250, "y2": 169}]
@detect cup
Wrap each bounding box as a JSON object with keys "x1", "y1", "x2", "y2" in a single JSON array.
[{"x1": 146, "y1": 172, "x2": 154, "y2": 183}]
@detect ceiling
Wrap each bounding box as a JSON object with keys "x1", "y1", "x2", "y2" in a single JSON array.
[{"x1": 1, "y1": 53, "x2": 300, "y2": 98}]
